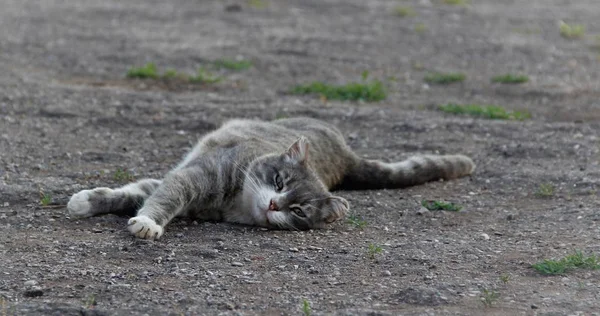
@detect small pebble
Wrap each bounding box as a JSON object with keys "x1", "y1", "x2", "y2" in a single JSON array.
[
  {"x1": 531, "y1": 304, "x2": 538, "y2": 309},
  {"x1": 289, "y1": 247, "x2": 299, "y2": 252},
  {"x1": 416, "y1": 207, "x2": 431, "y2": 216},
  {"x1": 480, "y1": 233, "x2": 490, "y2": 240},
  {"x1": 224, "y1": 4, "x2": 242, "y2": 12},
  {"x1": 506, "y1": 214, "x2": 515, "y2": 221},
  {"x1": 231, "y1": 262, "x2": 244, "y2": 267},
  {"x1": 24, "y1": 280, "x2": 38, "y2": 287},
  {"x1": 381, "y1": 270, "x2": 392, "y2": 277}
]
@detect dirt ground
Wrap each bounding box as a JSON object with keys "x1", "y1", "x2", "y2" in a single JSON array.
[{"x1": 1, "y1": 0, "x2": 600, "y2": 315}]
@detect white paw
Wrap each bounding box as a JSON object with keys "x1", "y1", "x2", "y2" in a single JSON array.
[
  {"x1": 67, "y1": 188, "x2": 112, "y2": 218},
  {"x1": 127, "y1": 215, "x2": 164, "y2": 240}
]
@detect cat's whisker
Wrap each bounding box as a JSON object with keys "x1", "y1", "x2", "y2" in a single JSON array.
[{"x1": 233, "y1": 161, "x2": 262, "y2": 197}]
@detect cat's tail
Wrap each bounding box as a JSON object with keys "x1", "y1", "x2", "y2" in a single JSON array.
[{"x1": 336, "y1": 155, "x2": 475, "y2": 190}]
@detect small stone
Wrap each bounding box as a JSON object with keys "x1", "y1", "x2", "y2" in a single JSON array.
[
  {"x1": 176, "y1": 233, "x2": 184, "y2": 238},
  {"x1": 92, "y1": 228, "x2": 103, "y2": 233},
  {"x1": 224, "y1": 4, "x2": 242, "y2": 12},
  {"x1": 381, "y1": 270, "x2": 392, "y2": 277},
  {"x1": 231, "y1": 262, "x2": 244, "y2": 267},
  {"x1": 416, "y1": 207, "x2": 431, "y2": 216},
  {"x1": 531, "y1": 304, "x2": 538, "y2": 309},
  {"x1": 289, "y1": 247, "x2": 299, "y2": 252},
  {"x1": 24, "y1": 280, "x2": 38, "y2": 287},
  {"x1": 506, "y1": 214, "x2": 515, "y2": 221},
  {"x1": 225, "y1": 302, "x2": 235, "y2": 310},
  {"x1": 480, "y1": 233, "x2": 490, "y2": 240}
]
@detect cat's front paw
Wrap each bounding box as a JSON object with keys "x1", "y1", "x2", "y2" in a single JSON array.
[
  {"x1": 67, "y1": 188, "x2": 113, "y2": 218},
  {"x1": 127, "y1": 215, "x2": 164, "y2": 240}
]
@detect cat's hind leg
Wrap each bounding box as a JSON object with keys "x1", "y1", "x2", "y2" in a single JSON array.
[{"x1": 67, "y1": 179, "x2": 162, "y2": 218}]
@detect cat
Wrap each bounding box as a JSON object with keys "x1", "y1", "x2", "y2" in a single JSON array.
[{"x1": 67, "y1": 117, "x2": 475, "y2": 240}]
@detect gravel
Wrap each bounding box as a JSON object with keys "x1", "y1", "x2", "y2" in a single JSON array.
[{"x1": 1, "y1": 0, "x2": 600, "y2": 315}]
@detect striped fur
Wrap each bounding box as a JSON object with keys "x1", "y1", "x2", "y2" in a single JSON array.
[
  {"x1": 336, "y1": 155, "x2": 475, "y2": 190},
  {"x1": 67, "y1": 117, "x2": 475, "y2": 240}
]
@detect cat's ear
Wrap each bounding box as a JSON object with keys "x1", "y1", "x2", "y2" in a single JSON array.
[
  {"x1": 324, "y1": 196, "x2": 349, "y2": 224},
  {"x1": 284, "y1": 136, "x2": 309, "y2": 165}
]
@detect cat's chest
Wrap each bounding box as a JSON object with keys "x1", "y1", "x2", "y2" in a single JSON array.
[{"x1": 185, "y1": 195, "x2": 243, "y2": 220}]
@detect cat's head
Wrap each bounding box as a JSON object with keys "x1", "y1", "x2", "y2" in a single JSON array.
[{"x1": 242, "y1": 137, "x2": 349, "y2": 230}]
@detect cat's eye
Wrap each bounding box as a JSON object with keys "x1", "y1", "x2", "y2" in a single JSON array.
[
  {"x1": 290, "y1": 207, "x2": 305, "y2": 217},
  {"x1": 274, "y1": 173, "x2": 284, "y2": 191}
]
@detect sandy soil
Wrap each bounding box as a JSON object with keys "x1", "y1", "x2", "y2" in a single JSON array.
[{"x1": 1, "y1": 0, "x2": 600, "y2": 315}]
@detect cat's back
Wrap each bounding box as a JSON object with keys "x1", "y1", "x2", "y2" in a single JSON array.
[
  {"x1": 271, "y1": 117, "x2": 343, "y2": 136},
  {"x1": 188, "y1": 117, "x2": 345, "y2": 159},
  {"x1": 216, "y1": 117, "x2": 343, "y2": 143},
  {"x1": 195, "y1": 119, "x2": 299, "y2": 155}
]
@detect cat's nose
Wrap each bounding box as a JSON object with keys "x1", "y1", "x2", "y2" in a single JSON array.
[{"x1": 268, "y1": 199, "x2": 279, "y2": 211}]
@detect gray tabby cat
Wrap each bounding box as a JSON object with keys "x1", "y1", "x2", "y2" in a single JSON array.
[{"x1": 67, "y1": 117, "x2": 475, "y2": 240}]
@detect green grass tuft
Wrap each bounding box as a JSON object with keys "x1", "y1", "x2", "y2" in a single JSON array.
[
  {"x1": 214, "y1": 59, "x2": 253, "y2": 71},
  {"x1": 414, "y1": 23, "x2": 428, "y2": 34},
  {"x1": 126, "y1": 64, "x2": 222, "y2": 85},
  {"x1": 481, "y1": 289, "x2": 498, "y2": 307},
  {"x1": 113, "y1": 168, "x2": 134, "y2": 183},
  {"x1": 535, "y1": 183, "x2": 555, "y2": 197},
  {"x1": 291, "y1": 80, "x2": 386, "y2": 102},
  {"x1": 491, "y1": 74, "x2": 529, "y2": 84},
  {"x1": 85, "y1": 294, "x2": 97, "y2": 309},
  {"x1": 162, "y1": 69, "x2": 179, "y2": 79},
  {"x1": 347, "y1": 214, "x2": 367, "y2": 229},
  {"x1": 559, "y1": 21, "x2": 585, "y2": 39},
  {"x1": 438, "y1": 103, "x2": 531, "y2": 120},
  {"x1": 40, "y1": 193, "x2": 52, "y2": 206},
  {"x1": 190, "y1": 68, "x2": 222, "y2": 84},
  {"x1": 248, "y1": 0, "x2": 269, "y2": 8},
  {"x1": 532, "y1": 251, "x2": 600, "y2": 275},
  {"x1": 367, "y1": 244, "x2": 383, "y2": 259},
  {"x1": 394, "y1": 6, "x2": 416, "y2": 17},
  {"x1": 424, "y1": 72, "x2": 465, "y2": 84},
  {"x1": 442, "y1": 0, "x2": 468, "y2": 5},
  {"x1": 499, "y1": 274, "x2": 510, "y2": 284},
  {"x1": 421, "y1": 200, "x2": 462, "y2": 212},
  {"x1": 301, "y1": 299, "x2": 311, "y2": 316},
  {"x1": 563, "y1": 251, "x2": 600, "y2": 269},
  {"x1": 126, "y1": 63, "x2": 159, "y2": 79},
  {"x1": 533, "y1": 259, "x2": 568, "y2": 275}
]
